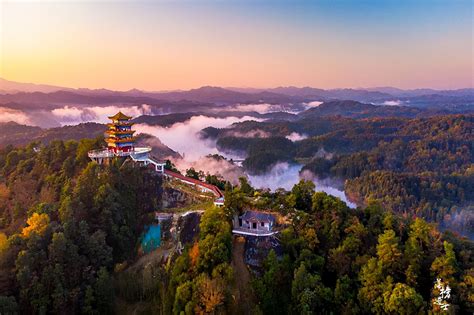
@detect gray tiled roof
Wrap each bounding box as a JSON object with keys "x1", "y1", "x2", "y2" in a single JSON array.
[{"x1": 240, "y1": 210, "x2": 275, "y2": 223}]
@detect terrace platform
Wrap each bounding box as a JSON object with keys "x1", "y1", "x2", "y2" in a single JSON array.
[{"x1": 232, "y1": 227, "x2": 277, "y2": 237}]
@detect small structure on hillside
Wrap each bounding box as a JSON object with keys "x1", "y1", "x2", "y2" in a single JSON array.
[
  {"x1": 88, "y1": 111, "x2": 166, "y2": 172},
  {"x1": 214, "y1": 197, "x2": 225, "y2": 207},
  {"x1": 155, "y1": 212, "x2": 174, "y2": 223},
  {"x1": 233, "y1": 210, "x2": 277, "y2": 236}
]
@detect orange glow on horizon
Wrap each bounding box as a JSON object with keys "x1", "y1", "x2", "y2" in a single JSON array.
[{"x1": 1, "y1": 1, "x2": 472, "y2": 90}]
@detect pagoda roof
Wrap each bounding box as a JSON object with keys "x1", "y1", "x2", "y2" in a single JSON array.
[
  {"x1": 107, "y1": 122, "x2": 134, "y2": 127},
  {"x1": 105, "y1": 130, "x2": 136, "y2": 135},
  {"x1": 108, "y1": 111, "x2": 132, "y2": 120},
  {"x1": 105, "y1": 137, "x2": 135, "y2": 143}
]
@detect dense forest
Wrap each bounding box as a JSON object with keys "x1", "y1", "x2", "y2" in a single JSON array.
[
  {"x1": 0, "y1": 140, "x2": 473, "y2": 314},
  {"x1": 204, "y1": 114, "x2": 474, "y2": 236},
  {"x1": 227, "y1": 180, "x2": 474, "y2": 314},
  {"x1": 0, "y1": 140, "x2": 162, "y2": 313}
]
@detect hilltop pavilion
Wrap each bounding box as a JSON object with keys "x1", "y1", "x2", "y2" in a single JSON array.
[{"x1": 88, "y1": 111, "x2": 165, "y2": 172}]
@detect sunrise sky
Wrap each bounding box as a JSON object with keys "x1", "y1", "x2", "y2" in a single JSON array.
[{"x1": 0, "y1": 0, "x2": 472, "y2": 91}]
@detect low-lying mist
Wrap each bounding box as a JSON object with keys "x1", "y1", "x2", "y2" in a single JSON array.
[
  {"x1": 133, "y1": 114, "x2": 355, "y2": 207},
  {"x1": 0, "y1": 107, "x2": 32, "y2": 125},
  {"x1": 174, "y1": 155, "x2": 246, "y2": 185},
  {"x1": 2, "y1": 104, "x2": 356, "y2": 208},
  {"x1": 0, "y1": 104, "x2": 155, "y2": 127},
  {"x1": 51, "y1": 104, "x2": 153, "y2": 125},
  {"x1": 134, "y1": 115, "x2": 262, "y2": 160},
  {"x1": 248, "y1": 162, "x2": 356, "y2": 208}
]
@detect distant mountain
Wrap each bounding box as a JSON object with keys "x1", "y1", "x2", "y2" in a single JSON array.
[
  {"x1": 235, "y1": 86, "x2": 474, "y2": 103},
  {"x1": 1, "y1": 78, "x2": 472, "y2": 109},
  {"x1": 0, "y1": 122, "x2": 107, "y2": 147},
  {"x1": 398, "y1": 94, "x2": 474, "y2": 110},
  {"x1": 133, "y1": 111, "x2": 297, "y2": 127},
  {"x1": 366, "y1": 86, "x2": 474, "y2": 97},
  {"x1": 0, "y1": 86, "x2": 302, "y2": 108},
  {"x1": 0, "y1": 121, "x2": 43, "y2": 146},
  {"x1": 267, "y1": 86, "x2": 393, "y2": 101},
  {"x1": 0, "y1": 90, "x2": 164, "y2": 105},
  {"x1": 0, "y1": 77, "x2": 70, "y2": 93},
  {"x1": 298, "y1": 100, "x2": 423, "y2": 119},
  {"x1": 267, "y1": 86, "x2": 326, "y2": 97},
  {"x1": 148, "y1": 86, "x2": 301, "y2": 104},
  {"x1": 0, "y1": 121, "x2": 180, "y2": 159}
]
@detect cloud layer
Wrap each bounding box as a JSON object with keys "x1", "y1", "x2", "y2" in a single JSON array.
[
  {"x1": 175, "y1": 155, "x2": 246, "y2": 185},
  {"x1": 0, "y1": 107, "x2": 33, "y2": 125},
  {"x1": 382, "y1": 100, "x2": 403, "y2": 106},
  {"x1": 51, "y1": 104, "x2": 153, "y2": 125},
  {"x1": 286, "y1": 132, "x2": 308, "y2": 142},
  {"x1": 134, "y1": 115, "x2": 262, "y2": 161},
  {"x1": 248, "y1": 162, "x2": 356, "y2": 208},
  {"x1": 303, "y1": 101, "x2": 323, "y2": 109}
]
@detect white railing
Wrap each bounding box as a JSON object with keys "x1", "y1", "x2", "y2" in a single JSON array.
[
  {"x1": 88, "y1": 147, "x2": 152, "y2": 159},
  {"x1": 232, "y1": 228, "x2": 277, "y2": 237}
]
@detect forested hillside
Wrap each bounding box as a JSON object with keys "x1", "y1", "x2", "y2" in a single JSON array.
[
  {"x1": 304, "y1": 115, "x2": 474, "y2": 235},
  {"x1": 205, "y1": 114, "x2": 474, "y2": 236},
  {"x1": 0, "y1": 140, "x2": 472, "y2": 314},
  {"x1": 226, "y1": 181, "x2": 474, "y2": 314},
  {"x1": 0, "y1": 140, "x2": 162, "y2": 313}
]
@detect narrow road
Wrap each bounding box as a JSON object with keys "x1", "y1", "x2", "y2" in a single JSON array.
[{"x1": 231, "y1": 236, "x2": 256, "y2": 314}]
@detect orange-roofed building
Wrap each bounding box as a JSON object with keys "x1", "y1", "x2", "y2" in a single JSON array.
[
  {"x1": 88, "y1": 112, "x2": 163, "y2": 172},
  {"x1": 105, "y1": 111, "x2": 135, "y2": 154}
]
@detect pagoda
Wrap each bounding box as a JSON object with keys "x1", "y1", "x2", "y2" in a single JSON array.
[
  {"x1": 88, "y1": 111, "x2": 165, "y2": 172},
  {"x1": 105, "y1": 112, "x2": 136, "y2": 154}
]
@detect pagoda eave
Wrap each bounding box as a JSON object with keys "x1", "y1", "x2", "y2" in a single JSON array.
[
  {"x1": 105, "y1": 138, "x2": 135, "y2": 144},
  {"x1": 106, "y1": 122, "x2": 134, "y2": 127},
  {"x1": 108, "y1": 111, "x2": 132, "y2": 120},
  {"x1": 105, "y1": 130, "x2": 136, "y2": 135}
]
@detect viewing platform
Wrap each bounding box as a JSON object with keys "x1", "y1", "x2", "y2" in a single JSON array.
[
  {"x1": 87, "y1": 111, "x2": 222, "y2": 201},
  {"x1": 88, "y1": 146, "x2": 152, "y2": 159},
  {"x1": 88, "y1": 146, "x2": 168, "y2": 173},
  {"x1": 232, "y1": 228, "x2": 278, "y2": 237}
]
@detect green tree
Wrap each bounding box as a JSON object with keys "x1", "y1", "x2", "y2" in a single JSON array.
[
  {"x1": 0, "y1": 296, "x2": 18, "y2": 315},
  {"x1": 431, "y1": 241, "x2": 458, "y2": 285},
  {"x1": 376, "y1": 229, "x2": 402, "y2": 274},
  {"x1": 185, "y1": 168, "x2": 200, "y2": 180},
  {"x1": 291, "y1": 263, "x2": 332, "y2": 314},
  {"x1": 383, "y1": 283, "x2": 425, "y2": 314},
  {"x1": 290, "y1": 180, "x2": 315, "y2": 210},
  {"x1": 94, "y1": 267, "x2": 114, "y2": 314}
]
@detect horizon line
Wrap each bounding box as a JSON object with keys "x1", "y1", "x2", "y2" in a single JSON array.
[{"x1": 1, "y1": 77, "x2": 472, "y2": 93}]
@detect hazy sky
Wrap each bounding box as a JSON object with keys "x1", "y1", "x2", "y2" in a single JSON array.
[{"x1": 0, "y1": 0, "x2": 472, "y2": 90}]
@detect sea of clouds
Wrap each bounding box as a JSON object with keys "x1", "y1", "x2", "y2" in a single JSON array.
[
  {"x1": 0, "y1": 104, "x2": 155, "y2": 127},
  {"x1": 51, "y1": 104, "x2": 153, "y2": 125},
  {"x1": 134, "y1": 115, "x2": 262, "y2": 161},
  {"x1": 133, "y1": 114, "x2": 355, "y2": 207},
  {"x1": 1, "y1": 103, "x2": 355, "y2": 207},
  {"x1": 0, "y1": 107, "x2": 32, "y2": 125},
  {"x1": 248, "y1": 162, "x2": 356, "y2": 208}
]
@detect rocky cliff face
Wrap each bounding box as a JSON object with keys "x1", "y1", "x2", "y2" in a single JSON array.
[
  {"x1": 161, "y1": 179, "x2": 213, "y2": 209},
  {"x1": 161, "y1": 186, "x2": 192, "y2": 208}
]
